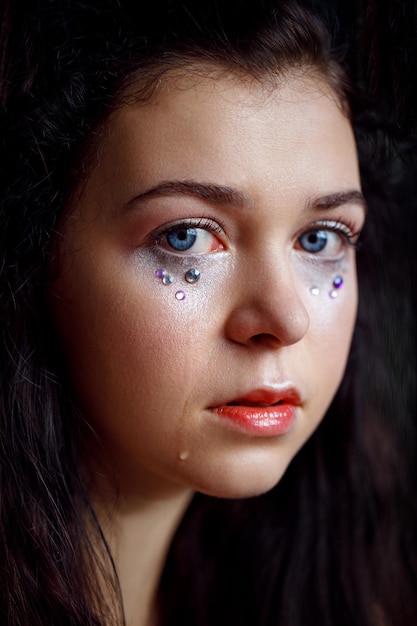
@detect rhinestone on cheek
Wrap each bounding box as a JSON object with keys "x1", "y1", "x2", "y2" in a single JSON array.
[
  {"x1": 333, "y1": 275, "x2": 344, "y2": 289},
  {"x1": 184, "y1": 268, "x2": 200, "y2": 283},
  {"x1": 162, "y1": 275, "x2": 174, "y2": 285},
  {"x1": 329, "y1": 289, "x2": 338, "y2": 299},
  {"x1": 155, "y1": 268, "x2": 166, "y2": 279},
  {"x1": 310, "y1": 286, "x2": 320, "y2": 296},
  {"x1": 175, "y1": 290, "x2": 186, "y2": 301}
]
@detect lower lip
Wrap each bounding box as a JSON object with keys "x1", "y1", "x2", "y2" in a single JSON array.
[{"x1": 211, "y1": 404, "x2": 297, "y2": 436}]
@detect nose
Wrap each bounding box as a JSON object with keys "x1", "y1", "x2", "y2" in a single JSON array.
[{"x1": 224, "y1": 256, "x2": 310, "y2": 348}]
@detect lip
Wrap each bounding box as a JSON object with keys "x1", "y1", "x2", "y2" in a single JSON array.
[{"x1": 209, "y1": 387, "x2": 301, "y2": 437}]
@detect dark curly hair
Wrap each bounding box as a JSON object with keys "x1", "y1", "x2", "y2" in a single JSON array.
[{"x1": 1, "y1": 1, "x2": 416, "y2": 625}]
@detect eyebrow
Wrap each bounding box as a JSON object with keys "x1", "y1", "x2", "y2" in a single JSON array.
[
  {"x1": 310, "y1": 190, "x2": 367, "y2": 212},
  {"x1": 125, "y1": 180, "x2": 367, "y2": 213},
  {"x1": 126, "y1": 180, "x2": 248, "y2": 209}
]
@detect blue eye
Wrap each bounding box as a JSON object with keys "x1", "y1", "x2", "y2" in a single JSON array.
[
  {"x1": 297, "y1": 221, "x2": 359, "y2": 258},
  {"x1": 166, "y1": 227, "x2": 197, "y2": 251},
  {"x1": 154, "y1": 220, "x2": 225, "y2": 255},
  {"x1": 299, "y1": 229, "x2": 328, "y2": 253},
  {"x1": 297, "y1": 227, "x2": 352, "y2": 258}
]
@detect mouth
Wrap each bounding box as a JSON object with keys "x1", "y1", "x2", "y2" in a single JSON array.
[
  {"x1": 225, "y1": 387, "x2": 301, "y2": 408},
  {"x1": 227, "y1": 399, "x2": 288, "y2": 407},
  {"x1": 209, "y1": 387, "x2": 301, "y2": 437}
]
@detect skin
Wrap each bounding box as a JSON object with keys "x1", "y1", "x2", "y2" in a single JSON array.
[
  {"x1": 50, "y1": 66, "x2": 365, "y2": 625},
  {"x1": 51, "y1": 68, "x2": 365, "y2": 501}
]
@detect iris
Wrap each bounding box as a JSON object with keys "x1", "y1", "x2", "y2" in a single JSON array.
[
  {"x1": 299, "y1": 229, "x2": 328, "y2": 253},
  {"x1": 167, "y1": 227, "x2": 197, "y2": 251}
]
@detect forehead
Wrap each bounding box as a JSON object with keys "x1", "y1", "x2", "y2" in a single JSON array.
[
  {"x1": 116, "y1": 63, "x2": 347, "y2": 128},
  {"x1": 79, "y1": 67, "x2": 358, "y2": 214}
]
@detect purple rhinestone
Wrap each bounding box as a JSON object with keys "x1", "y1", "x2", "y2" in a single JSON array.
[
  {"x1": 333, "y1": 275, "x2": 343, "y2": 289},
  {"x1": 155, "y1": 268, "x2": 166, "y2": 279},
  {"x1": 175, "y1": 290, "x2": 186, "y2": 301}
]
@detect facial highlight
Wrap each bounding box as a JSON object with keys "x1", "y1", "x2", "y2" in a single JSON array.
[{"x1": 50, "y1": 68, "x2": 365, "y2": 501}]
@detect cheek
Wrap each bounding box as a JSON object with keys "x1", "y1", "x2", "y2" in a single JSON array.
[
  {"x1": 304, "y1": 264, "x2": 357, "y2": 398},
  {"x1": 51, "y1": 251, "x2": 221, "y2": 426},
  {"x1": 50, "y1": 250, "x2": 245, "y2": 495}
]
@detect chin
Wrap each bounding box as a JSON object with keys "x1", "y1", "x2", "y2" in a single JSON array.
[{"x1": 190, "y1": 458, "x2": 291, "y2": 500}]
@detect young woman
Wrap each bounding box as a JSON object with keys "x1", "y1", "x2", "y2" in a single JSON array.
[{"x1": 1, "y1": 1, "x2": 416, "y2": 625}]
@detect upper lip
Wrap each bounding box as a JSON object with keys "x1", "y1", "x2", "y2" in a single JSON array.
[{"x1": 216, "y1": 386, "x2": 302, "y2": 408}]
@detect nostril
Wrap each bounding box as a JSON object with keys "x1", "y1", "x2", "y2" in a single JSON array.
[{"x1": 250, "y1": 333, "x2": 282, "y2": 347}]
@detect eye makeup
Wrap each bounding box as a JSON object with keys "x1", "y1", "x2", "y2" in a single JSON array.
[{"x1": 155, "y1": 267, "x2": 202, "y2": 301}]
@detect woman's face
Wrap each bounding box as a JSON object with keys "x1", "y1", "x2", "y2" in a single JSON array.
[{"x1": 51, "y1": 68, "x2": 365, "y2": 500}]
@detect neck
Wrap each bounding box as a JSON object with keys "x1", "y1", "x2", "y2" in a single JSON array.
[{"x1": 96, "y1": 489, "x2": 193, "y2": 626}]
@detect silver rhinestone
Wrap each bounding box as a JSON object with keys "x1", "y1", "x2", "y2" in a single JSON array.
[
  {"x1": 162, "y1": 275, "x2": 173, "y2": 285},
  {"x1": 310, "y1": 286, "x2": 320, "y2": 296},
  {"x1": 185, "y1": 268, "x2": 200, "y2": 283}
]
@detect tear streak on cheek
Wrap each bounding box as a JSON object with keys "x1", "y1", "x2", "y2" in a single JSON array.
[{"x1": 174, "y1": 341, "x2": 219, "y2": 464}]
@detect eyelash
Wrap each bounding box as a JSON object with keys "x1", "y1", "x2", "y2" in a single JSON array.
[
  {"x1": 307, "y1": 218, "x2": 362, "y2": 248},
  {"x1": 155, "y1": 217, "x2": 224, "y2": 237}
]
